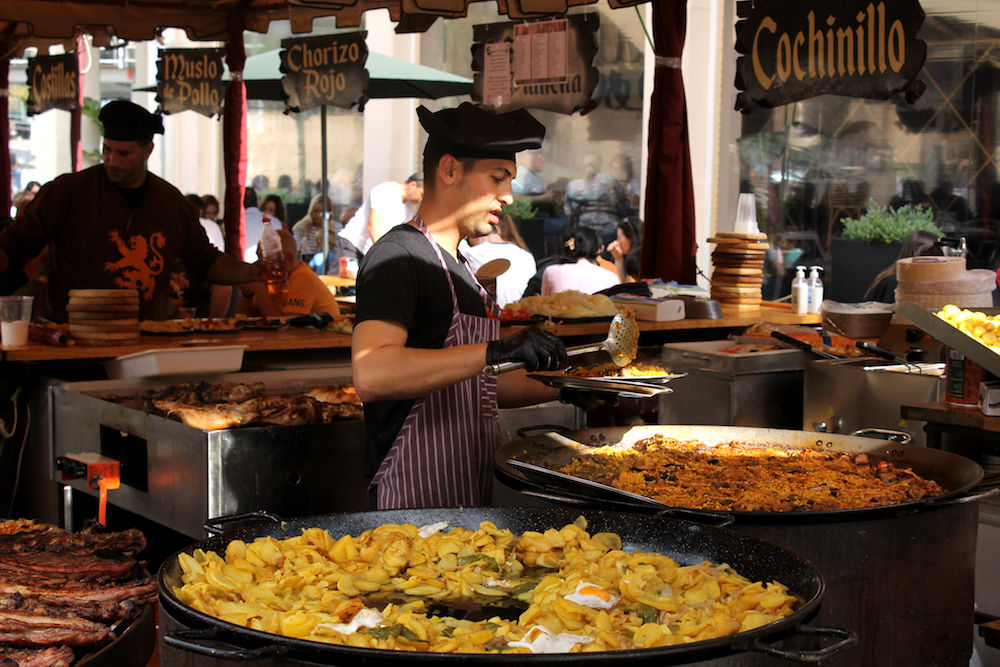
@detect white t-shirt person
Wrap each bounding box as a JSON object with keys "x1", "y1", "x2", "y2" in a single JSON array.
[
  {"x1": 459, "y1": 238, "x2": 537, "y2": 308},
  {"x1": 338, "y1": 178, "x2": 422, "y2": 256}
]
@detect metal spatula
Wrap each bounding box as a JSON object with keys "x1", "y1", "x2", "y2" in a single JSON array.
[{"x1": 484, "y1": 310, "x2": 639, "y2": 376}]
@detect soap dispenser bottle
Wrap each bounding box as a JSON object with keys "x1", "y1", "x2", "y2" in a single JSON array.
[
  {"x1": 792, "y1": 266, "x2": 808, "y2": 315},
  {"x1": 808, "y1": 266, "x2": 824, "y2": 314}
]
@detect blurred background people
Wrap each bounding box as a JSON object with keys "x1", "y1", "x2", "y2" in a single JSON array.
[
  {"x1": 541, "y1": 227, "x2": 619, "y2": 296},
  {"x1": 564, "y1": 152, "x2": 628, "y2": 245},
  {"x1": 607, "y1": 218, "x2": 641, "y2": 283},
  {"x1": 243, "y1": 188, "x2": 284, "y2": 263},
  {"x1": 334, "y1": 173, "x2": 423, "y2": 262},
  {"x1": 291, "y1": 194, "x2": 333, "y2": 261},
  {"x1": 260, "y1": 194, "x2": 288, "y2": 227}
]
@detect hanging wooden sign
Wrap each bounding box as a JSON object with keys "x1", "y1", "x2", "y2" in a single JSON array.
[
  {"x1": 281, "y1": 33, "x2": 369, "y2": 113},
  {"x1": 155, "y1": 48, "x2": 226, "y2": 117},
  {"x1": 472, "y1": 14, "x2": 599, "y2": 116},
  {"x1": 26, "y1": 52, "x2": 78, "y2": 115},
  {"x1": 734, "y1": 0, "x2": 927, "y2": 113}
]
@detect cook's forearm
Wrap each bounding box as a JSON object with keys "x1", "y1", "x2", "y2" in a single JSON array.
[
  {"x1": 498, "y1": 371, "x2": 559, "y2": 408},
  {"x1": 208, "y1": 254, "x2": 260, "y2": 285},
  {"x1": 353, "y1": 341, "x2": 488, "y2": 402}
]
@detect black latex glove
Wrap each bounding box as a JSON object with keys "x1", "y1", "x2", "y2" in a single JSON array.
[
  {"x1": 558, "y1": 388, "x2": 619, "y2": 411},
  {"x1": 486, "y1": 326, "x2": 568, "y2": 372}
]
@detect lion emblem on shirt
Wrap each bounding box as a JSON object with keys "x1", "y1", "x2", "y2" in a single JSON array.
[{"x1": 105, "y1": 230, "x2": 166, "y2": 299}]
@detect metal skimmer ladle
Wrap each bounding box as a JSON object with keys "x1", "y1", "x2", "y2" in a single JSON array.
[{"x1": 483, "y1": 310, "x2": 640, "y2": 376}]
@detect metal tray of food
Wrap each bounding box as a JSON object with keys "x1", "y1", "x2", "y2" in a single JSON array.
[
  {"x1": 526, "y1": 373, "x2": 673, "y2": 399},
  {"x1": 895, "y1": 301, "x2": 1000, "y2": 378}
]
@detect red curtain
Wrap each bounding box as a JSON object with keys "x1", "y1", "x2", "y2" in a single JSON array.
[
  {"x1": 640, "y1": 0, "x2": 697, "y2": 284},
  {"x1": 222, "y1": 31, "x2": 247, "y2": 260},
  {"x1": 70, "y1": 33, "x2": 86, "y2": 172},
  {"x1": 0, "y1": 52, "x2": 10, "y2": 216}
]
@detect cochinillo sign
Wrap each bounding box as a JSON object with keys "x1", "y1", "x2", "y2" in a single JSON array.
[
  {"x1": 281, "y1": 33, "x2": 369, "y2": 113},
  {"x1": 734, "y1": 0, "x2": 927, "y2": 112},
  {"x1": 156, "y1": 48, "x2": 226, "y2": 117},
  {"x1": 26, "y1": 53, "x2": 78, "y2": 115}
]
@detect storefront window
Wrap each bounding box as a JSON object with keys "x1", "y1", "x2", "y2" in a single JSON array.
[{"x1": 739, "y1": 1, "x2": 1000, "y2": 299}]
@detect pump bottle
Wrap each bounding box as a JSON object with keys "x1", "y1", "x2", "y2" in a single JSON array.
[
  {"x1": 791, "y1": 266, "x2": 808, "y2": 315},
  {"x1": 807, "y1": 266, "x2": 824, "y2": 314}
]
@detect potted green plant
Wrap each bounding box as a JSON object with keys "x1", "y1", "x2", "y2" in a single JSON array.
[
  {"x1": 502, "y1": 198, "x2": 545, "y2": 258},
  {"x1": 830, "y1": 199, "x2": 943, "y2": 302}
]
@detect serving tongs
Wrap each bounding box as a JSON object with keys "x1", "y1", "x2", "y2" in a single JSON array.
[
  {"x1": 770, "y1": 331, "x2": 841, "y2": 360},
  {"x1": 483, "y1": 310, "x2": 640, "y2": 376}
]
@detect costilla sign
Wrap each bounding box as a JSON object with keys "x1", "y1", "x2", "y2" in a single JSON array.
[
  {"x1": 156, "y1": 48, "x2": 226, "y2": 117},
  {"x1": 27, "y1": 53, "x2": 78, "y2": 115},
  {"x1": 281, "y1": 33, "x2": 369, "y2": 113},
  {"x1": 734, "y1": 0, "x2": 927, "y2": 112}
]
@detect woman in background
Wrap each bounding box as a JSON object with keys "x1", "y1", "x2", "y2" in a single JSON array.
[
  {"x1": 260, "y1": 194, "x2": 288, "y2": 226},
  {"x1": 291, "y1": 194, "x2": 332, "y2": 260},
  {"x1": 607, "y1": 219, "x2": 641, "y2": 282},
  {"x1": 541, "y1": 227, "x2": 620, "y2": 296}
]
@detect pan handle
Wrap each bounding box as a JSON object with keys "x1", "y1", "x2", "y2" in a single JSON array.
[
  {"x1": 849, "y1": 428, "x2": 912, "y2": 444},
  {"x1": 742, "y1": 625, "x2": 858, "y2": 662},
  {"x1": 922, "y1": 486, "x2": 1000, "y2": 508},
  {"x1": 515, "y1": 424, "x2": 575, "y2": 438},
  {"x1": 164, "y1": 628, "x2": 289, "y2": 660},
  {"x1": 204, "y1": 510, "x2": 285, "y2": 536},
  {"x1": 653, "y1": 507, "x2": 735, "y2": 528}
]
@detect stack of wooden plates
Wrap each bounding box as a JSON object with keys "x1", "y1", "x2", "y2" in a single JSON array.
[
  {"x1": 67, "y1": 289, "x2": 140, "y2": 346},
  {"x1": 708, "y1": 232, "x2": 770, "y2": 308}
]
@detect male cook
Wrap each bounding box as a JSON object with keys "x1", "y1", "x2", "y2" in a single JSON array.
[
  {"x1": 352, "y1": 103, "x2": 571, "y2": 510},
  {"x1": 0, "y1": 100, "x2": 261, "y2": 322}
]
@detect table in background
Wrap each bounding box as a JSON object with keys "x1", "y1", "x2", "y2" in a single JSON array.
[{"x1": 901, "y1": 402, "x2": 1000, "y2": 450}]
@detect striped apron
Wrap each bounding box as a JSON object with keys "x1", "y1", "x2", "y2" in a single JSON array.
[{"x1": 372, "y1": 217, "x2": 501, "y2": 509}]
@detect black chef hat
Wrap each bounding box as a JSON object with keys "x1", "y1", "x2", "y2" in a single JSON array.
[
  {"x1": 99, "y1": 100, "x2": 165, "y2": 142},
  {"x1": 417, "y1": 103, "x2": 545, "y2": 162}
]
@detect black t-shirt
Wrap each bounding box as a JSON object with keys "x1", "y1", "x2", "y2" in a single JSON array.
[{"x1": 355, "y1": 224, "x2": 489, "y2": 479}]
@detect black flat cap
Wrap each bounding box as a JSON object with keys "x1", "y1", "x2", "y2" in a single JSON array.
[
  {"x1": 418, "y1": 103, "x2": 544, "y2": 162},
  {"x1": 99, "y1": 100, "x2": 164, "y2": 142}
]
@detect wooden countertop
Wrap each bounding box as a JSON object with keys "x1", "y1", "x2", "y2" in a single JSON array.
[
  {"x1": 901, "y1": 401, "x2": 1000, "y2": 434},
  {"x1": 1, "y1": 326, "x2": 353, "y2": 363},
  {"x1": 1, "y1": 302, "x2": 820, "y2": 364}
]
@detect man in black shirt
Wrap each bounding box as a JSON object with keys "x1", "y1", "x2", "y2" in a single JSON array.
[{"x1": 352, "y1": 103, "x2": 568, "y2": 509}]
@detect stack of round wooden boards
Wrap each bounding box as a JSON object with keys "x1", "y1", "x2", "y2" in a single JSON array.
[
  {"x1": 708, "y1": 232, "x2": 769, "y2": 308},
  {"x1": 67, "y1": 289, "x2": 140, "y2": 346}
]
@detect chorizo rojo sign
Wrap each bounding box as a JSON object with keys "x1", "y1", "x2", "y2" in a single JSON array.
[
  {"x1": 735, "y1": 0, "x2": 927, "y2": 112},
  {"x1": 27, "y1": 53, "x2": 78, "y2": 115},
  {"x1": 281, "y1": 33, "x2": 369, "y2": 113}
]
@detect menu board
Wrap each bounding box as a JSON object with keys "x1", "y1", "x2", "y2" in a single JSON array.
[
  {"x1": 281, "y1": 33, "x2": 369, "y2": 113},
  {"x1": 156, "y1": 48, "x2": 226, "y2": 117},
  {"x1": 27, "y1": 52, "x2": 79, "y2": 115},
  {"x1": 472, "y1": 14, "x2": 599, "y2": 115}
]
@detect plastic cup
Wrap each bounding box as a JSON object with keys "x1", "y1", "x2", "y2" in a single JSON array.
[
  {"x1": 735, "y1": 193, "x2": 760, "y2": 234},
  {"x1": 0, "y1": 295, "x2": 34, "y2": 348}
]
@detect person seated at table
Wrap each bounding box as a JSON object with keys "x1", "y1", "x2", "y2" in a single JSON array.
[
  {"x1": 541, "y1": 227, "x2": 620, "y2": 296},
  {"x1": 237, "y1": 229, "x2": 340, "y2": 318},
  {"x1": 291, "y1": 194, "x2": 332, "y2": 260}
]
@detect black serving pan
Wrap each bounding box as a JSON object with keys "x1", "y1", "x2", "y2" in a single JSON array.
[
  {"x1": 159, "y1": 507, "x2": 855, "y2": 666},
  {"x1": 494, "y1": 425, "x2": 995, "y2": 525}
]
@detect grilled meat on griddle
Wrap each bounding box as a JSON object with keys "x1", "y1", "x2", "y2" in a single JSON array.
[
  {"x1": 0, "y1": 520, "x2": 155, "y2": 660},
  {"x1": 0, "y1": 611, "x2": 113, "y2": 648},
  {"x1": 0, "y1": 644, "x2": 75, "y2": 666}
]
